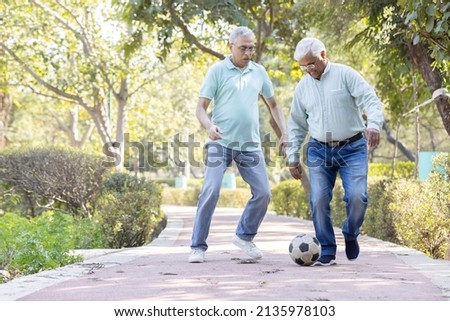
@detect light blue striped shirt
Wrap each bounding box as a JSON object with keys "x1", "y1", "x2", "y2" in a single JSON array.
[
  {"x1": 287, "y1": 62, "x2": 384, "y2": 163},
  {"x1": 199, "y1": 56, "x2": 274, "y2": 152}
]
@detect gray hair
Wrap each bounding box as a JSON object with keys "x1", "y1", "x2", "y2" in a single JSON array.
[
  {"x1": 294, "y1": 37, "x2": 326, "y2": 60},
  {"x1": 229, "y1": 26, "x2": 255, "y2": 44}
]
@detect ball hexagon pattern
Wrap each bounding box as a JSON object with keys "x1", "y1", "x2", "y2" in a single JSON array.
[{"x1": 288, "y1": 233, "x2": 321, "y2": 266}]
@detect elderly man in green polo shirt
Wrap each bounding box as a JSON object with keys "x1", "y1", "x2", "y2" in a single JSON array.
[{"x1": 189, "y1": 26, "x2": 288, "y2": 263}]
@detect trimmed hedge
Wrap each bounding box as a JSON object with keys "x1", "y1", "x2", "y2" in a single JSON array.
[
  {"x1": 0, "y1": 146, "x2": 108, "y2": 218},
  {"x1": 98, "y1": 172, "x2": 166, "y2": 248},
  {"x1": 270, "y1": 180, "x2": 310, "y2": 219},
  {"x1": 0, "y1": 151, "x2": 166, "y2": 282},
  {"x1": 162, "y1": 187, "x2": 251, "y2": 208},
  {"x1": 368, "y1": 161, "x2": 414, "y2": 178}
]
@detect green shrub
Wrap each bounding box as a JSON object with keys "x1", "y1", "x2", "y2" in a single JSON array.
[
  {"x1": 368, "y1": 161, "x2": 414, "y2": 178},
  {"x1": 162, "y1": 187, "x2": 201, "y2": 206},
  {"x1": 71, "y1": 216, "x2": 108, "y2": 249},
  {"x1": 103, "y1": 172, "x2": 161, "y2": 194},
  {"x1": 98, "y1": 172, "x2": 165, "y2": 248},
  {"x1": 235, "y1": 176, "x2": 249, "y2": 188},
  {"x1": 162, "y1": 186, "x2": 252, "y2": 208},
  {"x1": 217, "y1": 188, "x2": 251, "y2": 208},
  {"x1": 388, "y1": 178, "x2": 450, "y2": 259},
  {"x1": 0, "y1": 146, "x2": 108, "y2": 218},
  {"x1": 153, "y1": 177, "x2": 176, "y2": 187},
  {"x1": 270, "y1": 180, "x2": 310, "y2": 219},
  {"x1": 188, "y1": 178, "x2": 203, "y2": 188},
  {"x1": 328, "y1": 180, "x2": 346, "y2": 228},
  {"x1": 362, "y1": 178, "x2": 398, "y2": 242},
  {"x1": 0, "y1": 211, "x2": 88, "y2": 282},
  {"x1": 97, "y1": 191, "x2": 165, "y2": 248}
]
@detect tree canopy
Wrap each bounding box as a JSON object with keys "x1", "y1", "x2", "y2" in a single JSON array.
[{"x1": 1, "y1": 0, "x2": 449, "y2": 175}]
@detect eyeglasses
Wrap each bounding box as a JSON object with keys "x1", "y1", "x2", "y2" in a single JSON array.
[
  {"x1": 234, "y1": 45, "x2": 256, "y2": 53},
  {"x1": 299, "y1": 62, "x2": 316, "y2": 71}
]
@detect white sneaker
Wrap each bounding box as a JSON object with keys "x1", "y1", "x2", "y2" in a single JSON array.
[
  {"x1": 232, "y1": 235, "x2": 263, "y2": 259},
  {"x1": 188, "y1": 249, "x2": 205, "y2": 263}
]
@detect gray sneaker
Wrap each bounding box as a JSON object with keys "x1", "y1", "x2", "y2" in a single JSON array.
[
  {"x1": 232, "y1": 235, "x2": 263, "y2": 259},
  {"x1": 188, "y1": 249, "x2": 205, "y2": 263}
]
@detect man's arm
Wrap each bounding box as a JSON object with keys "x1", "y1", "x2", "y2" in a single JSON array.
[
  {"x1": 264, "y1": 96, "x2": 288, "y2": 156},
  {"x1": 286, "y1": 88, "x2": 310, "y2": 191},
  {"x1": 346, "y1": 68, "x2": 384, "y2": 148},
  {"x1": 196, "y1": 97, "x2": 222, "y2": 140}
]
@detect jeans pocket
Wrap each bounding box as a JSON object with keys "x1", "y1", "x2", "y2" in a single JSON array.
[{"x1": 348, "y1": 137, "x2": 367, "y2": 150}]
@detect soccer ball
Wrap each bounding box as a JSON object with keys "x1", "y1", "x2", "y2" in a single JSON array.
[{"x1": 289, "y1": 233, "x2": 321, "y2": 266}]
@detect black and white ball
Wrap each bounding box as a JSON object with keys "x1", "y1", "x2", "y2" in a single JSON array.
[{"x1": 289, "y1": 233, "x2": 321, "y2": 266}]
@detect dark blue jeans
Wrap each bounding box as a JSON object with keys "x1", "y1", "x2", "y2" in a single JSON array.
[{"x1": 307, "y1": 137, "x2": 368, "y2": 257}]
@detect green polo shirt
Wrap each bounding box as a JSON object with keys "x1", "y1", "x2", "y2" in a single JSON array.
[{"x1": 199, "y1": 55, "x2": 274, "y2": 152}]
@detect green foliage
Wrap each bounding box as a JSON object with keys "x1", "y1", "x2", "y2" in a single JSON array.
[
  {"x1": 235, "y1": 175, "x2": 249, "y2": 188},
  {"x1": 0, "y1": 211, "x2": 101, "y2": 282},
  {"x1": 162, "y1": 187, "x2": 200, "y2": 206},
  {"x1": 217, "y1": 188, "x2": 251, "y2": 208},
  {"x1": 0, "y1": 146, "x2": 108, "y2": 218},
  {"x1": 328, "y1": 180, "x2": 346, "y2": 229},
  {"x1": 270, "y1": 180, "x2": 310, "y2": 219},
  {"x1": 362, "y1": 178, "x2": 398, "y2": 242},
  {"x1": 368, "y1": 161, "x2": 415, "y2": 178},
  {"x1": 71, "y1": 216, "x2": 108, "y2": 250},
  {"x1": 161, "y1": 186, "x2": 251, "y2": 208},
  {"x1": 404, "y1": 0, "x2": 450, "y2": 63},
  {"x1": 0, "y1": 170, "x2": 165, "y2": 283},
  {"x1": 103, "y1": 172, "x2": 161, "y2": 194},
  {"x1": 388, "y1": 177, "x2": 450, "y2": 259},
  {"x1": 98, "y1": 172, "x2": 164, "y2": 248},
  {"x1": 154, "y1": 177, "x2": 176, "y2": 187}
]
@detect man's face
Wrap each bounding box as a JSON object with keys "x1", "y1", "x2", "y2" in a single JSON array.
[
  {"x1": 298, "y1": 51, "x2": 327, "y2": 80},
  {"x1": 230, "y1": 35, "x2": 255, "y2": 69}
]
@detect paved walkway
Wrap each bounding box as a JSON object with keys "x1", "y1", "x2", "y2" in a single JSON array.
[{"x1": 1, "y1": 205, "x2": 450, "y2": 301}]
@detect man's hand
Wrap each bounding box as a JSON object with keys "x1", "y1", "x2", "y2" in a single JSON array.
[
  {"x1": 288, "y1": 162, "x2": 302, "y2": 180},
  {"x1": 365, "y1": 128, "x2": 380, "y2": 148},
  {"x1": 279, "y1": 133, "x2": 289, "y2": 158},
  {"x1": 208, "y1": 125, "x2": 223, "y2": 140}
]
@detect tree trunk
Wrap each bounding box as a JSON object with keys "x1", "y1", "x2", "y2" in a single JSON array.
[
  {"x1": 0, "y1": 93, "x2": 12, "y2": 149},
  {"x1": 87, "y1": 102, "x2": 113, "y2": 146},
  {"x1": 382, "y1": 122, "x2": 416, "y2": 161},
  {"x1": 407, "y1": 41, "x2": 450, "y2": 137},
  {"x1": 115, "y1": 77, "x2": 129, "y2": 172}
]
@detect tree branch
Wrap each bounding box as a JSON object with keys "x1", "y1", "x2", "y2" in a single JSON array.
[
  {"x1": 128, "y1": 64, "x2": 183, "y2": 97},
  {"x1": 168, "y1": 5, "x2": 225, "y2": 60},
  {"x1": 31, "y1": 0, "x2": 117, "y2": 96},
  {"x1": 1, "y1": 42, "x2": 86, "y2": 106},
  {"x1": 31, "y1": 0, "x2": 92, "y2": 56},
  {"x1": 55, "y1": 0, "x2": 93, "y2": 54}
]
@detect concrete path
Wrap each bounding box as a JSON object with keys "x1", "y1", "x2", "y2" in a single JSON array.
[{"x1": 1, "y1": 205, "x2": 450, "y2": 301}]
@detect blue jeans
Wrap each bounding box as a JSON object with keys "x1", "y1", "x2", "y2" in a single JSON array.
[
  {"x1": 191, "y1": 143, "x2": 271, "y2": 251},
  {"x1": 307, "y1": 137, "x2": 368, "y2": 257}
]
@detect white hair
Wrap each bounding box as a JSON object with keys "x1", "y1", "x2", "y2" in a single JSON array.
[
  {"x1": 294, "y1": 38, "x2": 326, "y2": 60},
  {"x1": 229, "y1": 26, "x2": 255, "y2": 44}
]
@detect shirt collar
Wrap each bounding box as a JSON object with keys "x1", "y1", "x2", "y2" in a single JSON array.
[
  {"x1": 225, "y1": 55, "x2": 254, "y2": 71},
  {"x1": 321, "y1": 61, "x2": 331, "y2": 77}
]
